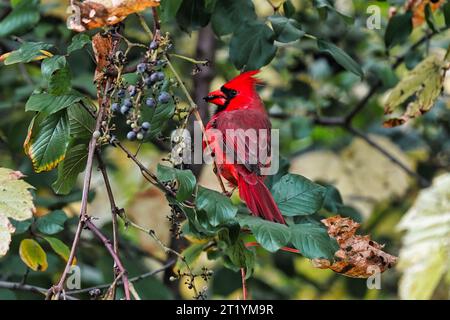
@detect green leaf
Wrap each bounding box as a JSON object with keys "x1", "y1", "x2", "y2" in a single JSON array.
[
  {"x1": 424, "y1": 3, "x2": 438, "y2": 33},
  {"x1": 160, "y1": 0, "x2": 183, "y2": 23},
  {"x1": 4, "y1": 42, "x2": 53, "y2": 65},
  {"x1": 67, "y1": 34, "x2": 91, "y2": 54},
  {"x1": 385, "y1": 11, "x2": 413, "y2": 48},
  {"x1": 175, "y1": 242, "x2": 205, "y2": 272},
  {"x1": 238, "y1": 214, "x2": 290, "y2": 252},
  {"x1": 52, "y1": 144, "x2": 88, "y2": 195},
  {"x1": 19, "y1": 239, "x2": 48, "y2": 271},
  {"x1": 312, "y1": 0, "x2": 353, "y2": 23},
  {"x1": 176, "y1": 0, "x2": 212, "y2": 32},
  {"x1": 271, "y1": 174, "x2": 326, "y2": 216},
  {"x1": 49, "y1": 67, "x2": 71, "y2": 95},
  {"x1": 141, "y1": 92, "x2": 175, "y2": 139},
  {"x1": 443, "y1": 2, "x2": 450, "y2": 28},
  {"x1": 35, "y1": 210, "x2": 67, "y2": 235},
  {"x1": 0, "y1": 168, "x2": 35, "y2": 221},
  {"x1": 283, "y1": 0, "x2": 296, "y2": 18},
  {"x1": 68, "y1": 104, "x2": 95, "y2": 139},
  {"x1": 157, "y1": 165, "x2": 196, "y2": 201},
  {"x1": 43, "y1": 236, "x2": 75, "y2": 264},
  {"x1": 196, "y1": 186, "x2": 237, "y2": 227},
  {"x1": 290, "y1": 220, "x2": 338, "y2": 260},
  {"x1": 0, "y1": 0, "x2": 40, "y2": 37},
  {"x1": 224, "y1": 238, "x2": 255, "y2": 278},
  {"x1": 9, "y1": 218, "x2": 32, "y2": 234},
  {"x1": 317, "y1": 39, "x2": 364, "y2": 78},
  {"x1": 211, "y1": 0, "x2": 257, "y2": 36},
  {"x1": 322, "y1": 185, "x2": 343, "y2": 213},
  {"x1": 24, "y1": 111, "x2": 70, "y2": 173},
  {"x1": 41, "y1": 55, "x2": 67, "y2": 80},
  {"x1": 25, "y1": 91, "x2": 83, "y2": 115},
  {"x1": 269, "y1": 15, "x2": 304, "y2": 43},
  {"x1": 230, "y1": 21, "x2": 277, "y2": 71}
]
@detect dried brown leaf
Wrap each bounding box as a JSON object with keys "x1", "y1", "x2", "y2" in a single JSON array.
[
  {"x1": 68, "y1": 0, "x2": 160, "y2": 32},
  {"x1": 92, "y1": 33, "x2": 113, "y2": 82},
  {"x1": 312, "y1": 216, "x2": 397, "y2": 278}
]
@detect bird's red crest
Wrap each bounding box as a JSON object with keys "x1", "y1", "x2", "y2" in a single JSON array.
[{"x1": 224, "y1": 70, "x2": 262, "y2": 89}]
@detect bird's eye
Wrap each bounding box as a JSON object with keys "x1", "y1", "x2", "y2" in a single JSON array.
[{"x1": 221, "y1": 86, "x2": 237, "y2": 99}]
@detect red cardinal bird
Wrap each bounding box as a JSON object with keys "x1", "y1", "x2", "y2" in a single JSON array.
[{"x1": 203, "y1": 70, "x2": 285, "y2": 224}]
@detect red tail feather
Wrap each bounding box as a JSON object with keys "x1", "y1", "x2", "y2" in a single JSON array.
[{"x1": 238, "y1": 177, "x2": 286, "y2": 224}]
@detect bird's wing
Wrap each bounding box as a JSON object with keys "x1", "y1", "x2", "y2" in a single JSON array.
[{"x1": 214, "y1": 109, "x2": 272, "y2": 176}]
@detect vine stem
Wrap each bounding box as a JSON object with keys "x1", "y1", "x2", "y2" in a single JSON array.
[
  {"x1": 47, "y1": 80, "x2": 112, "y2": 300},
  {"x1": 165, "y1": 57, "x2": 228, "y2": 194},
  {"x1": 245, "y1": 242, "x2": 301, "y2": 254},
  {"x1": 95, "y1": 149, "x2": 121, "y2": 298},
  {"x1": 123, "y1": 219, "x2": 200, "y2": 298},
  {"x1": 240, "y1": 268, "x2": 247, "y2": 300},
  {"x1": 84, "y1": 219, "x2": 131, "y2": 300},
  {"x1": 65, "y1": 260, "x2": 175, "y2": 295}
]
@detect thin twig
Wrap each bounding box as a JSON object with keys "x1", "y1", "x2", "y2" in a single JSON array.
[
  {"x1": 345, "y1": 126, "x2": 429, "y2": 187},
  {"x1": 66, "y1": 260, "x2": 175, "y2": 295},
  {"x1": 123, "y1": 219, "x2": 200, "y2": 298},
  {"x1": 84, "y1": 218, "x2": 131, "y2": 300},
  {"x1": 95, "y1": 149, "x2": 121, "y2": 298},
  {"x1": 0, "y1": 281, "x2": 78, "y2": 300},
  {"x1": 48, "y1": 80, "x2": 112, "y2": 300},
  {"x1": 240, "y1": 268, "x2": 247, "y2": 300}
]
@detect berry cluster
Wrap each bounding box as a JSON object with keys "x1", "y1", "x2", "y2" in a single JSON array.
[{"x1": 107, "y1": 38, "x2": 175, "y2": 142}]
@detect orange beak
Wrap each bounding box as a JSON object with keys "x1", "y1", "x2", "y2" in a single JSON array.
[{"x1": 203, "y1": 89, "x2": 227, "y2": 106}]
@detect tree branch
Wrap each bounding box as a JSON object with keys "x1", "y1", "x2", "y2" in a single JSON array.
[
  {"x1": 65, "y1": 260, "x2": 176, "y2": 295},
  {"x1": 0, "y1": 281, "x2": 77, "y2": 300}
]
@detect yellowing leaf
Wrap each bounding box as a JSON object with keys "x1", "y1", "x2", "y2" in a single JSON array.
[
  {"x1": 0, "y1": 168, "x2": 35, "y2": 221},
  {"x1": 0, "y1": 215, "x2": 15, "y2": 257},
  {"x1": 384, "y1": 54, "x2": 446, "y2": 127},
  {"x1": 397, "y1": 173, "x2": 450, "y2": 299},
  {"x1": 68, "y1": 0, "x2": 161, "y2": 32},
  {"x1": 19, "y1": 239, "x2": 48, "y2": 271}
]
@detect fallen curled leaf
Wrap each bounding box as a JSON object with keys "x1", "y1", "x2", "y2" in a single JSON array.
[
  {"x1": 92, "y1": 32, "x2": 113, "y2": 83},
  {"x1": 383, "y1": 54, "x2": 447, "y2": 128},
  {"x1": 68, "y1": 0, "x2": 160, "y2": 32},
  {"x1": 312, "y1": 216, "x2": 397, "y2": 278},
  {"x1": 405, "y1": 0, "x2": 444, "y2": 27}
]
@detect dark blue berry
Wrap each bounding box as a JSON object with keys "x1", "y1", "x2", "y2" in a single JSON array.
[
  {"x1": 127, "y1": 131, "x2": 137, "y2": 141},
  {"x1": 142, "y1": 122, "x2": 151, "y2": 131},
  {"x1": 144, "y1": 77, "x2": 152, "y2": 86},
  {"x1": 120, "y1": 106, "x2": 130, "y2": 115},
  {"x1": 137, "y1": 63, "x2": 147, "y2": 74},
  {"x1": 128, "y1": 85, "x2": 137, "y2": 97},
  {"x1": 150, "y1": 73, "x2": 159, "y2": 83},
  {"x1": 150, "y1": 41, "x2": 159, "y2": 50},
  {"x1": 111, "y1": 103, "x2": 120, "y2": 112},
  {"x1": 158, "y1": 92, "x2": 171, "y2": 104},
  {"x1": 124, "y1": 98, "x2": 133, "y2": 108},
  {"x1": 156, "y1": 72, "x2": 165, "y2": 81},
  {"x1": 118, "y1": 89, "x2": 126, "y2": 98},
  {"x1": 146, "y1": 97, "x2": 156, "y2": 108}
]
